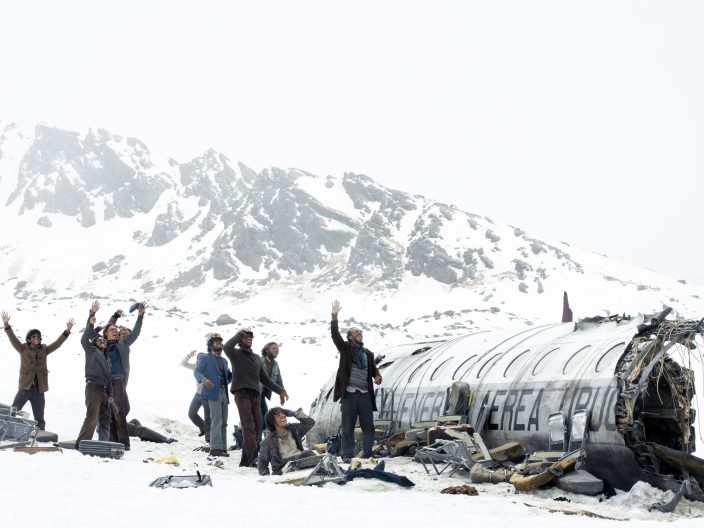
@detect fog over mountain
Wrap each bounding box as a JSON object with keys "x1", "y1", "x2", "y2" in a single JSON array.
[{"x1": 1, "y1": 120, "x2": 702, "y2": 341}]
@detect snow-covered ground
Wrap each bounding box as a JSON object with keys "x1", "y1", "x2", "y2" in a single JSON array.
[{"x1": 1, "y1": 302, "x2": 703, "y2": 527}]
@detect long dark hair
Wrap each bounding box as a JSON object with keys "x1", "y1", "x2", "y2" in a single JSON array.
[{"x1": 264, "y1": 407, "x2": 285, "y2": 431}]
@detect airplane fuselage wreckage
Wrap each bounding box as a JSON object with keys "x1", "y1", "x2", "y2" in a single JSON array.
[{"x1": 309, "y1": 308, "x2": 704, "y2": 501}]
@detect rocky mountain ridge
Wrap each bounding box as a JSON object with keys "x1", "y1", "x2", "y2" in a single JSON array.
[{"x1": 0, "y1": 120, "x2": 702, "y2": 335}]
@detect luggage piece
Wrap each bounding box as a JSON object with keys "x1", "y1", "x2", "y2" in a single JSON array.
[
  {"x1": 78, "y1": 440, "x2": 125, "y2": 459},
  {"x1": 555, "y1": 469, "x2": 604, "y2": 495},
  {"x1": 150, "y1": 472, "x2": 212, "y2": 489},
  {"x1": 489, "y1": 441, "x2": 525, "y2": 463},
  {"x1": 36, "y1": 430, "x2": 59, "y2": 443},
  {"x1": 470, "y1": 463, "x2": 516, "y2": 484},
  {"x1": 510, "y1": 453, "x2": 578, "y2": 491}
]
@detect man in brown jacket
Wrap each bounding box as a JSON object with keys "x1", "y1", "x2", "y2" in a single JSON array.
[
  {"x1": 330, "y1": 300, "x2": 382, "y2": 462},
  {"x1": 2, "y1": 310, "x2": 74, "y2": 431}
]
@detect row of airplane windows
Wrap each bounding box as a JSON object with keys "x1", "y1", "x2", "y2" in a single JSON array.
[{"x1": 395, "y1": 341, "x2": 627, "y2": 384}]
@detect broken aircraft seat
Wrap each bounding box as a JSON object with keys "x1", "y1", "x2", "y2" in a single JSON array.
[
  {"x1": 416, "y1": 439, "x2": 481, "y2": 476},
  {"x1": 277, "y1": 454, "x2": 346, "y2": 486}
]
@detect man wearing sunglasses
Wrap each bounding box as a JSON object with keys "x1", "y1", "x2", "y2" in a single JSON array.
[{"x1": 2, "y1": 310, "x2": 74, "y2": 431}]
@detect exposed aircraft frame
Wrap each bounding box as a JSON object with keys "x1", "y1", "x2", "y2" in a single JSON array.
[{"x1": 309, "y1": 308, "x2": 704, "y2": 501}]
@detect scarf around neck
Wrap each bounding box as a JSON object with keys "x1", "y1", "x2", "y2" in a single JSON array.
[{"x1": 351, "y1": 341, "x2": 367, "y2": 369}]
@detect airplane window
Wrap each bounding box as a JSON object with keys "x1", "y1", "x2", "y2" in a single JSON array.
[
  {"x1": 477, "y1": 353, "x2": 501, "y2": 378},
  {"x1": 453, "y1": 354, "x2": 477, "y2": 379},
  {"x1": 532, "y1": 348, "x2": 559, "y2": 376},
  {"x1": 504, "y1": 349, "x2": 531, "y2": 378},
  {"x1": 408, "y1": 358, "x2": 432, "y2": 382},
  {"x1": 378, "y1": 361, "x2": 396, "y2": 370},
  {"x1": 412, "y1": 346, "x2": 433, "y2": 356},
  {"x1": 430, "y1": 357, "x2": 454, "y2": 381},
  {"x1": 595, "y1": 343, "x2": 626, "y2": 373},
  {"x1": 563, "y1": 346, "x2": 591, "y2": 375}
]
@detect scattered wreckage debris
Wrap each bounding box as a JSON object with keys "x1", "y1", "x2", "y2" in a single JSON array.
[
  {"x1": 13, "y1": 445, "x2": 61, "y2": 454},
  {"x1": 521, "y1": 502, "x2": 624, "y2": 521},
  {"x1": 153, "y1": 454, "x2": 180, "y2": 466},
  {"x1": 510, "y1": 453, "x2": 578, "y2": 491},
  {"x1": 150, "y1": 471, "x2": 212, "y2": 489},
  {"x1": 275, "y1": 454, "x2": 414, "y2": 488},
  {"x1": 276, "y1": 454, "x2": 346, "y2": 486},
  {"x1": 78, "y1": 440, "x2": 125, "y2": 459},
  {"x1": 0, "y1": 409, "x2": 60, "y2": 453},
  {"x1": 441, "y1": 484, "x2": 478, "y2": 495},
  {"x1": 308, "y1": 306, "x2": 704, "y2": 505}
]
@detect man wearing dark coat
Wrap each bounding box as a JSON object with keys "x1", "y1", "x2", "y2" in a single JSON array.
[{"x1": 330, "y1": 300, "x2": 382, "y2": 462}]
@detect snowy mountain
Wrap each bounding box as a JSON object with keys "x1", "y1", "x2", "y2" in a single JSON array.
[{"x1": 1, "y1": 120, "x2": 702, "y2": 340}]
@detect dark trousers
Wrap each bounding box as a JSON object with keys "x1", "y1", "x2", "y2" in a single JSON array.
[
  {"x1": 340, "y1": 391, "x2": 375, "y2": 458},
  {"x1": 234, "y1": 390, "x2": 261, "y2": 467},
  {"x1": 260, "y1": 395, "x2": 268, "y2": 440},
  {"x1": 188, "y1": 392, "x2": 211, "y2": 441},
  {"x1": 108, "y1": 378, "x2": 130, "y2": 449},
  {"x1": 12, "y1": 384, "x2": 46, "y2": 430},
  {"x1": 76, "y1": 383, "x2": 108, "y2": 445}
]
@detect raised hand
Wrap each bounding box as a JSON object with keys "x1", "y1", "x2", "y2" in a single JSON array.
[
  {"x1": 91, "y1": 300, "x2": 100, "y2": 313},
  {"x1": 1, "y1": 311, "x2": 9, "y2": 325},
  {"x1": 66, "y1": 318, "x2": 75, "y2": 332},
  {"x1": 188, "y1": 350, "x2": 198, "y2": 358},
  {"x1": 138, "y1": 300, "x2": 149, "y2": 315},
  {"x1": 331, "y1": 300, "x2": 341, "y2": 316},
  {"x1": 116, "y1": 309, "x2": 124, "y2": 317}
]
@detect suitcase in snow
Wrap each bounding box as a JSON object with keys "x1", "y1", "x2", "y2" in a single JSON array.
[{"x1": 78, "y1": 440, "x2": 125, "y2": 459}]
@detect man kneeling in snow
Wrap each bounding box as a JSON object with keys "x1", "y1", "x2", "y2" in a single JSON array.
[{"x1": 257, "y1": 407, "x2": 315, "y2": 475}]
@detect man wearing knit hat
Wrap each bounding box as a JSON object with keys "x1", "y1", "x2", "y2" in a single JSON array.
[{"x1": 194, "y1": 332, "x2": 232, "y2": 456}]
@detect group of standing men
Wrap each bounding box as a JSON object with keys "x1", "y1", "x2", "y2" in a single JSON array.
[
  {"x1": 188, "y1": 329, "x2": 289, "y2": 466},
  {"x1": 3, "y1": 297, "x2": 383, "y2": 473},
  {"x1": 1, "y1": 300, "x2": 146, "y2": 449},
  {"x1": 183, "y1": 300, "x2": 383, "y2": 471}
]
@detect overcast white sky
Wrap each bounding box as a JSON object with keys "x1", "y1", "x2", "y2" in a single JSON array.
[{"x1": 1, "y1": 1, "x2": 702, "y2": 284}]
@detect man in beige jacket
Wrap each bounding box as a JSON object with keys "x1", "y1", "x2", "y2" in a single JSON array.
[{"x1": 2, "y1": 310, "x2": 74, "y2": 431}]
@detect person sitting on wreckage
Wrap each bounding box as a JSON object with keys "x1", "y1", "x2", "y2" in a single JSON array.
[
  {"x1": 2, "y1": 310, "x2": 74, "y2": 431},
  {"x1": 257, "y1": 407, "x2": 316, "y2": 475}
]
